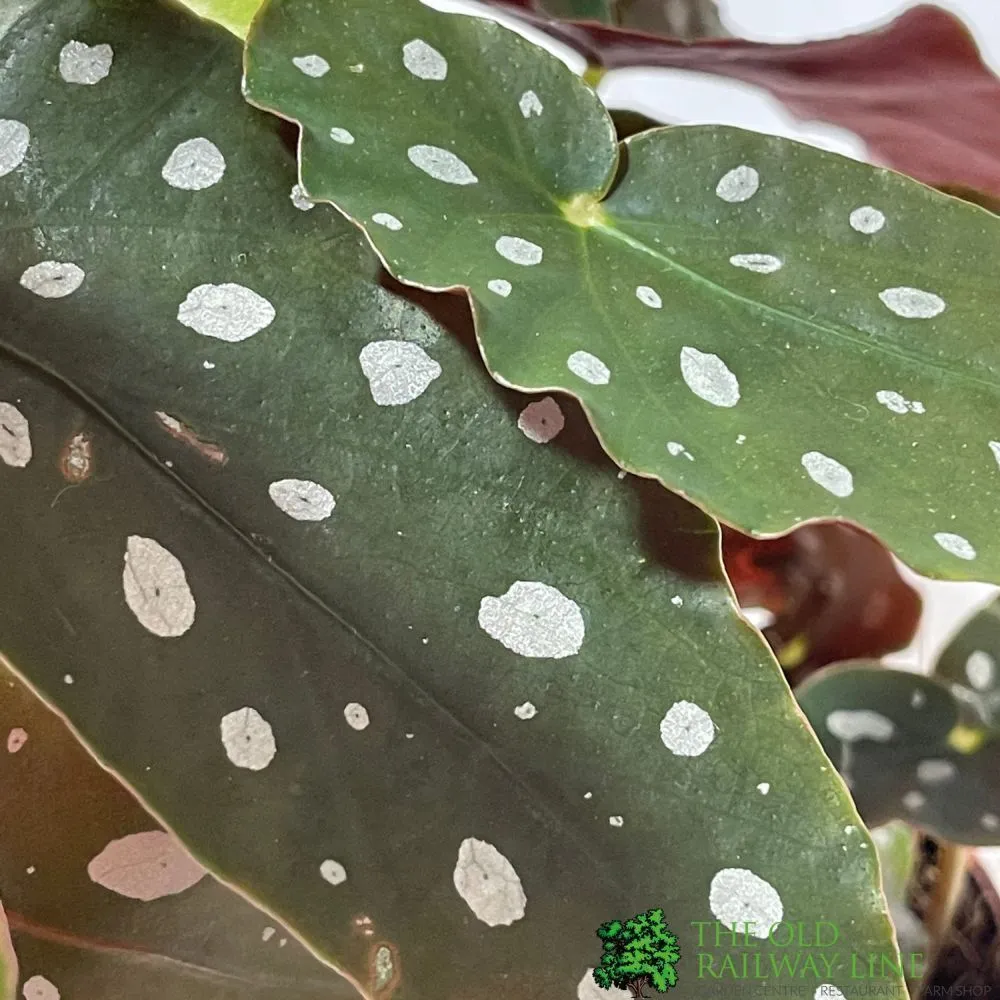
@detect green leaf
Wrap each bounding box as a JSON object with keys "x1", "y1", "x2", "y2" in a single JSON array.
[
  {"x1": 797, "y1": 662, "x2": 1000, "y2": 845},
  {"x1": 932, "y1": 595, "x2": 1000, "y2": 728},
  {"x1": 168, "y1": 0, "x2": 259, "y2": 38},
  {"x1": 244, "y1": 0, "x2": 1000, "y2": 583},
  {"x1": 0, "y1": 0, "x2": 902, "y2": 996},
  {"x1": 0, "y1": 658, "x2": 357, "y2": 1000}
]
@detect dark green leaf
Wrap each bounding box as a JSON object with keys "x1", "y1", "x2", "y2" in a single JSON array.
[
  {"x1": 0, "y1": 1, "x2": 902, "y2": 996},
  {"x1": 245, "y1": 0, "x2": 1000, "y2": 583},
  {"x1": 932, "y1": 596, "x2": 1000, "y2": 728},
  {"x1": 0, "y1": 658, "x2": 356, "y2": 1000}
]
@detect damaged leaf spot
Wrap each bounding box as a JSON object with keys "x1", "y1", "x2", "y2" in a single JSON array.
[
  {"x1": 59, "y1": 431, "x2": 93, "y2": 482},
  {"x1": 122, "y1": 535, "x2": 196, "y2": 638},
  {"x1": 87, "y1": 831, "x2": 205, "y2": 901},
  {"x1": 453, "y1": 837, "x2": 526, "y2": 926},
  {"x1": 155, "y1": 411, "x2": 227, "y2": 465},
  {"x1": 517, "y1": 397, "x2": 564, "y2": 444}
]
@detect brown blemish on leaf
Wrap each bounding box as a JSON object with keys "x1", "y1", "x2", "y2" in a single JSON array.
[
  {"x1": 59, "y1": 430, "x2": 93, "y2": 483},
  {"x1": 155, "y1": 411, "x2": 227, "y2": 465},
  {"x1": 368, "y1": 940, "x2": 400, "y2": 996},
  {"x1": 6, "y1": 727, "x2": 27, "y2": 753}
]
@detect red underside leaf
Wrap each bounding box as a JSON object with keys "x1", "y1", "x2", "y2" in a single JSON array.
[{"x1": 498, "y1": 3, "x2": 1000, "y2": 197}]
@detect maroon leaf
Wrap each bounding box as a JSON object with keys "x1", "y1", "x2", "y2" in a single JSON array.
[{"x1": 499, "y1": 3, "x2": 1000, "y2": 196}]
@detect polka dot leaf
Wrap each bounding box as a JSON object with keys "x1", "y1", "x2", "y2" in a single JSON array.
[
  {"x1": 245, "y1": 0, "x2": 1000, "y2": 583},
  {"x1": 799, "y1": 660, "x2": 1000, "y2": 845},
  {"x1": 0, "y1": 0, "x2": 903, "y2": 997},
  {"x1": 932, "y1": 594, "x2": 1000, "y2": 727}
]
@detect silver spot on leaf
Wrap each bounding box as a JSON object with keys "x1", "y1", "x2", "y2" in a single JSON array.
[
  {"x1": 177, "y1": 283, "x2": 275, "y2": 342},
  {"x1": 407, "y1": 144, "x2": 476, "y2": 184},
  {"x1": 879, "y1": 286, "x2": 946, "y2": 319},
  {"x1": 517, "y1": 396, "x2": 564, "y2": 444},
  {"x1": 934, "y1": 531, "x2": 976, "y2": 561},
  {"x1": 715, "y1": 165, "x2": 759, "y2": 203},
  {"x1": 161, "y1": 137, "x2": 226, "y2": 191},
  {"x1": 0, "y1": 402, "x2": 31, "y2": 467},
  {"x1": 59, "y1": 41, "x2": 113, "y2": 85},
  {"x1": 757, "y1": 782, "x2": 770, "y2": 795},
  {"x1": 567, "y1": 350, "x2": 610, "y2": 385},
  {"x1": 290, "y1": 183, "x2": 315, "y2": 211},
  {"x1": 801, "y1": 451, "x2": 854, "y2": 498},
  {"x1": 577, "y1": 969, "x2": 631, "y2": 1000},
  {"x1": 359, "y1": 340, "x2": 441, "y2": 405},
  {"x1": 850, "y1": 206, "x2": 885, "y2": 234},
  {"x1": 729, "y1": 253, "x2": 783, "y2": 274},
  {"x1": 826, "y1": 709, "x2": 894, "y2": 742},
  {"x1": 514, "y1": 701, "x2": 537, "y2": 720},
  {"x1": 478, "y1": 580, "x2": 584, "y2": 659},
  {"x1": 122, "y1": 535, "x2": 195, "y2": 638},
  {"x1": 982, "y1": 813, "x2": 1000, "y2": 831},
  {"x1": 22, "y1": 976, "x2": 60, "y2": 1000},
  {"x1": 373, "y1": 212, "x2": 402, "y2": 231},
  {"x1": 220, "y1": 707, "x2": 276, "y2": 770},
  {"x1": 966, "y1": 650, "x2": 995, "y2": 690},
  {"x1": 680, "y1": 346, "x2": 740, "y2": 407},
  {"x1": 916, "y1": 759, "x2": 957, "y2": 784},
  {"x1": 292, "y1": 54, "x2": 330, "y2": 77},
  {"x1": 320, "y1": 859, "x2": 348, "y2": 885},
  {"x1": 0, "y1": 118, "x2": 29, "y2": 177},
  {"x1": 453, "y1": 837, "x2": 526, "y2": 926},
  {"x1": 902, "y1": 789, "x2": 926, "y2": 811},
  {"x1": 519, "y1": 90, "x2": 543, "y2": 117},
  {"x1": 329, "y1": 127, "x2": 355, "y2": 145},
  {"x1": 709, "y1": 868, "x2": 782, "y2": 938},
  {"x1": 344, "y1": 702, "x2": 370, "y2": 731},
  {"x1": 19, "y1": 260, "x2": 84, "y2": 298},
  {"x1": 659, "y1": 700, "x2": 715, "y2": 756},
  {"x1": 87, "y1": 831, "x2": 205, "y2": 901},
  {"x1": 268, "y1": 478, "x2": 335, "y2": 521},
  {"x1": 875, "y1": 390, "x2": 924, "y2": 415},
  {"x1": 815, "y1": 987, "x2": 846, "y2": 1000},
  {"x1": 636, "y1": 285, "x2": 662, "y2": 308},
  {"x1": 495, "y1": 235, "x2": 543, "y2": 266},
  {"x1": 488, "y1": 278, "x2": 512, "y2": 297},
  {"x1": 402, "y1": 39, "x2": 448, "y2": 80}
]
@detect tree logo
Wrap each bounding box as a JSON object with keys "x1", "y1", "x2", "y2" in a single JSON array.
[{"x1": 593, "y1": 907, "x2": 681, "y2": 998}]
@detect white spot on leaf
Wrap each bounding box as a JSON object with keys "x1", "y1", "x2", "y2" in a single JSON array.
[
  {"x1": 7, "y1": 727, "x2": 27, "y2": 753},
  {"x1": 20, "y1": 260, "x2": 84, "y2": 298},
  {"x1": 729, "y1": 253, "x2": 782, "y2": 274},
  {"x1": 902, "y1": 789, "x2": 926, "y2": 811},
  {"x1": 0, "y1": 402, "x2": 31, "y2": 467},
  {"x1": 911, "y1": 689, "x2": 926, "y2": 708},
  {"x1": 162, "y1": 138, "x2": 226, "y2": 191},
  {"x1": 22, "y1": 975, "x2": 60, "y2": 1000},
  {"x1": 935, "y1": 531, "x2": 976, "y2": 561},
  {"x1": 850, "y1": 206, "x2": 885, "y2": 234},
  {"x1": 373, "y1": 212, "x2": 402, "y2": 231},
  {"x1": 715, "y1": 165, "x2": 759, "y2": 203},
  {"x1": 0, "y1": 119, "x2": 29, "y2": 176},
  {"x1": 608, "y1": 815, "x2": 624, "y2": 827},
  {"x1": 815, "y1": 987, "x2": 846, "y2": 1000},
  {"x1": 966, "y1": 650, "x2": 994, "y2": 690},
  {"x1": 220, "y1": 707, "x2": 276, "y2": 771},
  {"x1": 659, "y1": 700, "x2": 715, "y2": 756},
  {"x1": 58, "y1": 41, "x2": 113, "y2": 85},
  {"x1": 709, "y1": 868, "x2": 782, "y2": 938},
  {"x1": 982, "y1": 813, "x2": 1000, "y2": 831},
  {"x1": 636, "y1": 285, "x2": 662, "y2": 308},
  {"x1": 292, "y1": 54, "x2": 330, "y2": 77},
  {"x1": 495, "y1": 235, "x2": 542, "y2": 266},
  {"x1": 757, "y1": 782, "x2": 769, "y2": 795},
  {"x1": 990, "y1": 440, "x2": 1000, "y2": 470},
  {"x1": 329, "y1": 127, "x2": 355, "y2": 145},
  {"x1": 487, "y1": 278, "x2": 511, "y2": 297},
  {"x1": 262, "y1": 927, "x2": 275, "y2": 942},
  {"x1": 268, "y1": 478, "x2": 335, "y2": 521},
  {"x1": 290, "y1": 184, "x2": 315, "y2": 211},
  {"x1": 122, "y1": 536, "x2": 195, "y2": 638},
  {"x1": 917, "y1": 759, "x2": 957, "y2": 784},
  {"x1": 402, "y1": 39, "x2": 447, "y2": 80},
  {"x1": 320, "y1": 859, "x2": 348, "y2": 886},
  {"x1": 567, "y1": 350, "x2": 610, "y2": 385},
  {"x1": 801, "y1": 451, "x2": 854, "y2": 498},
  {"x1": 478, "y1": 580, "x2": 584, "y2": 659},
  {"x1": 344, "y1": 702, "x2": 370, "y2": 730},
  {"x1": 87, "y1": 831, "x2": 205, "y2": 901},
  {"x1": 879, "y1": 286, "x2": 946, "y2": 319},
  {"x1": 359, "y1": 340, "x2": 441, "y2": 405},
  {"x1": 680, "y1": 346, "x2": 740, "y2": 407},
  {"x1": 875, "y1": 390, "x2": 924, "y2": 415},
  {"x1": 407, "y1": 144, "x2": 476, "y2": 184},
  {"x1": 514, "y1": 701, "x2": 537, "y2": 720},
  {"x1": 518, "y1": 397, "x2": 564, "y2": 444},
  {"x1": 826, "y1": 709, "x2": 894, "y2": 742},
  {"x1": 453, "y1": 837, "x2": 526, "y2": 926},
  {"x1": 177, "y1": 283, "x2": 275, "y2": 342},
  {"x1": 519, "y1": 90, "x2": 543, "y2": 117}
]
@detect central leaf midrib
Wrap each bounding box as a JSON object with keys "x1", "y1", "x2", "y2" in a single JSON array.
[{"x1": 593, "y1": 220, "x2": 998, "y2": 392}]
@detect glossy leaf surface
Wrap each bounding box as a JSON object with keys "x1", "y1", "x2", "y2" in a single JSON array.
[{"x1": 246, "y1": 0, "x2": 1000, "y2": 583}]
